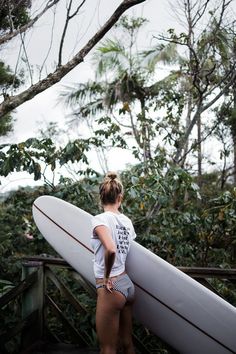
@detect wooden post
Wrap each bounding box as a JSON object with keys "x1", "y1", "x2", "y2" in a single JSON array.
[{"x1": 21, "y1": 260, "x2": 44, "y2": 349}]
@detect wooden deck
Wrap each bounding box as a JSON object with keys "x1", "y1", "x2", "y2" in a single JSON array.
[{"x1": 20, "y1": 341, "x2": 99, "y2": 354}]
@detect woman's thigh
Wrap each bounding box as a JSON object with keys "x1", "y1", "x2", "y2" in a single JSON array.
[{"x1": 96, "y1": 288, "x2": 126, "y2": 348}]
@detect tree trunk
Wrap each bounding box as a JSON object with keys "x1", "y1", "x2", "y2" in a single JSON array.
[
  {"x1": 233, "y1": 82, "x2": 236, "y2": 186},
  {"x1": 181, "y1": 93, "x2": 192, "y2": 167},
  {"x1": 197, "y1": 114, "x2": 202, "y2": 186}
]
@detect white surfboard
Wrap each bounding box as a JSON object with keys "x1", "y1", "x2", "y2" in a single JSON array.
[{"x1": 32, "y1": 195, "x2": 236, "y2": 354}]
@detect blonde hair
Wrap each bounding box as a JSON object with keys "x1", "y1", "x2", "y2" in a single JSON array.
[{"x1": 99, "y1": 172, "x2": 123, "y2": 205}]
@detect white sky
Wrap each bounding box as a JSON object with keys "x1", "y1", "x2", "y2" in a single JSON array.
[{"x1": 1, "y1": 0, "x2": 235, "y2": 192}]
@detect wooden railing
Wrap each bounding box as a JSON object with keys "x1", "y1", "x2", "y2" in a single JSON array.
[
  {"x1": 0, "y1": 256, "x2": 235, "y2": 354},
  {"x1": 0, "y1": 256, "x2": 151, "y2": 354},
  {"x1": 0, "y1": 256, "x2": 96, "y2": 353},
  {"x1": 179, "y1": 266, "x2": 236, "y2": 300}
]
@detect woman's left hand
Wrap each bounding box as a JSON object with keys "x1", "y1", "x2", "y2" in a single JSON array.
[{"x1": 104, "y1": 278, "x2": 113, "y2": 293}]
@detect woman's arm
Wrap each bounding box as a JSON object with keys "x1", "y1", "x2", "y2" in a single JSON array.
[{"x1": 94, "y1": 225, "x2": 116, "y2": 291}]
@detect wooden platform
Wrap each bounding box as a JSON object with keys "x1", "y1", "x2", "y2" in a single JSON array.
[
  {"x1": 20, "y1": 341, "x2": 99, "y2": 354},
  {"x1": 1, "y1": 256, "x2": 235, "y2": 354}
]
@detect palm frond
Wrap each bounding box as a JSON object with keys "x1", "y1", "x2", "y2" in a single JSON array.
[
  {"x1": 92, "y1": 38, "x2": 129, "y2": 78},
  {"x1": 146, "y1": 70, "x2": 182, "y2": 97},
  {"x1": 141, "y1": 43, "x2": 181, "y2": 72},
  {"x1": 70, "y1": 98, "x2": 104, "y2": 119},
  {"x1": 59, "y1": 81, "x2": 104, "y2": 108},
  {"x1": 96, "y1": 38, "x2": 125, "y2": 54}
]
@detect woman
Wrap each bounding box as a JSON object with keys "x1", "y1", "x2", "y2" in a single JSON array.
[{"x1": 91, "y1": 172, "x2": 136, "y2": 354}]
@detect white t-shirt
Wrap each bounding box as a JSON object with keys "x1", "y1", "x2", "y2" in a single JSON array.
[{"x1": 91, "y1": 211, "x2": 136, "y2": 278}]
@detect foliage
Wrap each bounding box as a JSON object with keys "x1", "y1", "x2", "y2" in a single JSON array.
[
  {"x1": 0, "y1": 125, "x2": 127, "y2": 183},
  {"x1": 121, "y1": 162, "x2": 236, "y2": 268},
  {"x1": 0, "y1": 186, "x2": 54, "y2": 282},
  {"x1": 1, "y1": 163, "x2": 235, "y2": 286},
  {"x1": 0, "y1": 0, "x2": 31, "y2": 32},
  {"x1": 0, "y1": 176, "x2": 101, "y2": 284},
  {"x1": 0, "y1": 113, "x2": 14, "y2": 137},
  {"x1": 0, "y1": 164, "x2": 236, "y2": 352},
  {"x1": 0, "y1": 61, "x2": 23, "y2": 91},
  {"x1": 0, "y1": 61, "x2": 24, "y2": 137},
  {"x1": 0, "y1": 59, "x2": 24, "y2": 145},
  {"x1": 45, "y1": 267, "x2": 97, "y2": 347},
  {"x1": 0, "y1": 177, "x2": 101, "y2": 352}
]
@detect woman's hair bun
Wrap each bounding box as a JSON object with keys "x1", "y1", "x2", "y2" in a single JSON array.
[
  {"x1": 100, "y1": 171, "x2": 123, "y2": 205},
  {"x1": 106, "y1": 171, "x2": 118, "y2": 180}
]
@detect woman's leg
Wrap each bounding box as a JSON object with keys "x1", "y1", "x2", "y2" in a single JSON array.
[
  {"x1": 96, "y1": 288, "x2": 126, "y2": 354},
  {"x1": 119, "y1": 302, "x2": 135, "y2": 354}
]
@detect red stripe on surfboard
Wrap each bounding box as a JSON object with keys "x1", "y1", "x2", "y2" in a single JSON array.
[
  {"x1": 33, "y1": 202, "x2": 235, "y2": 353},
  {"x1": 33, "y1": 202, "x2": 93, "y2": 254},
  {"x1": 133, "y1": 282, "x2": 235, "y2": 353}
]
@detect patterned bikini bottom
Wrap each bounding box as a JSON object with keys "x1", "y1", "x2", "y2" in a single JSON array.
[{"x1": 96, "y1": 273, "x2": 135, "y2": 302}]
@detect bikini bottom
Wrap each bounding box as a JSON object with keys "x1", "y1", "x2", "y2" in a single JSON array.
[{"x1": 96, "y1": 273, "x2": 135, "y2": 302}]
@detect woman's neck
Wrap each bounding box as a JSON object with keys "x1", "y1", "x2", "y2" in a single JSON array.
[{"x1": 103, "y1": 203, "x2": 121, "y2": 214}]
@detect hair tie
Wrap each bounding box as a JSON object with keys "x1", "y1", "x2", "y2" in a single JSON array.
[{"x1": 106, "y1": 172, "x2": 117, "y2": 181}]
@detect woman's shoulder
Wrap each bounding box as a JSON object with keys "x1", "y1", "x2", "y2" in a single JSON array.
[
  {"x1": 94, "y1": 212, "x2": 107, "y2": 221},
  {"x1": 92, "y1": 213, "x2": 112, "y2": 233},
  {"x1": 116, "y1": 213, "x2": 134, "y2": 226}
]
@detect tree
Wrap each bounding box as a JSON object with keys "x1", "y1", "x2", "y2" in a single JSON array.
[
  {"x1": 163, "y1": 0, "x2": 236, "y2": 167},
  {"x1": 143, "y1": 1, "x2": 236, "y2": 175},
  {"x1": 211, "y1": 28, "x2": 236, "y2": 186},
  {"x1": 0, "y1": 0, "x2": 146, "y2": 120},
  {"x1": 60, "y1": 16, "x2": 181, "y2": 163}
]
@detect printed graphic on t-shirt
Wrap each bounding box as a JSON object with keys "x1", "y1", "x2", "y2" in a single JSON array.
[{"x1": 116, "y1": 225, "x2": 130, "y2": 254}]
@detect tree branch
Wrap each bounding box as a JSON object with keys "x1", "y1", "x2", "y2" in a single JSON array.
[
  {"x1": 192, "y1": 0, "x2": 210, "y2": 28},
  {"x1": 178, "y1": 115, "x2": 222, "y2": 166},
  {"x1": 58, "y1": 0, "x2": 86, "y2": 67},
  {"x1": 111, "y1": 112, "x2": 132, "y2": 129},
  {"x1": 174, "y1": 67, "x2": 236, "y2": 163},
  {"x1": 39, "y1": 5, "x2": 57, "y2": 80},
  {"x1": 0, "y1": 0, "x2": 146, "y2": 119},
  {"x1": 202, "y1": 66, "x2": 236, "y2": 111},
  {"x1": 58, "y1": 0, "x2": 74, "y2": 67},
  {"x1": 20, "y1": 31, "x2": 33, "y2": 86}
]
